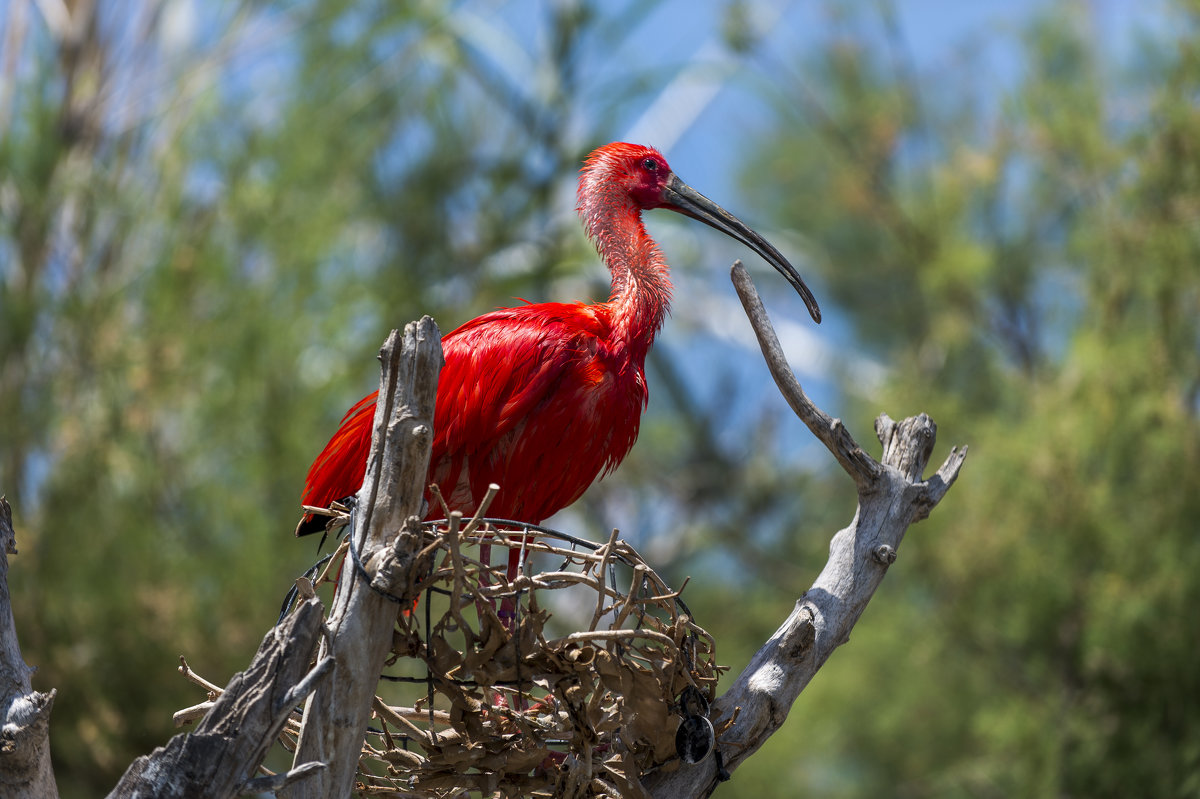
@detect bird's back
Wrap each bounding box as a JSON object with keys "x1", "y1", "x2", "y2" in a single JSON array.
[{"x1": 296, "y1": 301, "x2": 648, "y2": 534}]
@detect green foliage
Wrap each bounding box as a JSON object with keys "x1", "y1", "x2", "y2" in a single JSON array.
[
  {"x1": 729, "y1": 3, "x2": 1200, "y2": 797},
  {"x1": 4, "y1": 1, "x2": 1199, "y2": 797},
  {"x1": 0, "y1": 2, "x2": 659, "y2": 794}
]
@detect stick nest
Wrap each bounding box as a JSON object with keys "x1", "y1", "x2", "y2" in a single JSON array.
[{"x1": 288, "y1": 516, "x2": 721, "y2": 798}]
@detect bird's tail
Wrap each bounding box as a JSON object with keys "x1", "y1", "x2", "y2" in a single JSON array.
[{"x1": 295, "y1": 391, "x2": 379, "y2": 537}]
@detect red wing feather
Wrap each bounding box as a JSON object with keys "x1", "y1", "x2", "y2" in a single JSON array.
[
  {"x1": 294, "y1": 392, "x2": 377, "y2": 536},
  {"x1": 297, "y1": 302, "x2": 645, "y2": 534}
]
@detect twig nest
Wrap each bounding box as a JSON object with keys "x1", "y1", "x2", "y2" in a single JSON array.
[{"x1": 351, "y1": 519, "x2": 723, "y2": 798}]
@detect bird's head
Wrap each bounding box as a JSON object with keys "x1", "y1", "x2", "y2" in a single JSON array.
[
  {"x1": 580, "y1": 142, "x2": 674, "y2": 210},
  {"x1": 579, "y1": 142, "x2": 822, "y2": 324}
]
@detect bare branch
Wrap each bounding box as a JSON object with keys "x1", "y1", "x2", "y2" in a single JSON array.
[
  {"x1": 643, "y1": 266, "x2": 967, "y2": 798},
  {"x1": 178, "y1": 656, "x2": 224, "y2": 694},
  {"x1": 729, "y1": 261, "x2": 881, "y2": 489},
  {"x1": 0, "y1": 496, "x2": 59, "y2": 799},
  {"x1": 171, "y1": 701, "x2": 214, "y2": 728},
  {"x1": 106, "y1": 596, "x2": 326, "y2": 799},
  {"x1": 279, "y1": 654, "x2": 335, "y2": 712},
  {"x1": 282, "y1": 317, "x2": 443, "y2": 799},
  {"x1": 239, "y1": 762, "x2": 326, "y2": 796}
]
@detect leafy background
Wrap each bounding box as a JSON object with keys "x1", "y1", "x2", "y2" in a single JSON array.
[{"x1": 2, "y1": 0, "x2": 1198, "y2": 796}]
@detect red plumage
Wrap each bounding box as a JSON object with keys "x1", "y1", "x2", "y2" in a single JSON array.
[
  {"x1": 295, "y1": 142, "x2": 819, "y2": 536},
  {"x1": 297, "y1": 303, "x2": 646, "y2": 533}
]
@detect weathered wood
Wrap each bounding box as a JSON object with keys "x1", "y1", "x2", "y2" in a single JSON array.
[
  {"x1": 642, "y1": 264, "x2": 967, "y2": 798},
  {"x1": 282, "y1": 317, "x2": 443, "y2": 799},
  {"x1": 1, "y1": 291, "x2": 960, "y2": 797},
  {"x1": 0, "y1": 496, "x2": 59, "y2": 799},
  {"x1": 105, "y1": 595, "x2": 328, "y2": 798}
]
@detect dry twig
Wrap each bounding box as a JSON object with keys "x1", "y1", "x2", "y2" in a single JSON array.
[{"x1": 107, "y1": 597, "x2": 329, "y2": 799}]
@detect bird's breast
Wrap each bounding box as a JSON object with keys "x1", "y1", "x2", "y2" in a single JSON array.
[{"x1": 431, "y1": 322, "x2": 649, "y2": 523}]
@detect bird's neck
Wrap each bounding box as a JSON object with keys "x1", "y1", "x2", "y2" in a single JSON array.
[{"x1": 579, "y1": 193, "x2": 672, "y2": 356}]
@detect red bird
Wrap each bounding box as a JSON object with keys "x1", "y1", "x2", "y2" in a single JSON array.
[{"x1": 295, "y1": 142, "x2": 820, "y2": 539}]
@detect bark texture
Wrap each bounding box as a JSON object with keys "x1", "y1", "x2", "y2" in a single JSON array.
[
  {"x1": 282, "y1": 317, "x2": 443, "y2": 799},
  {"x1": 641, "y1": 264, "x2": 967, "y2": 797},
  {"x1": 0, "y1": 288, "x2": 963, "y2": 797},
  {"x1": 104, "y1": 595, "x2": 328, "y2": 799},
  {"x1": 0, "y1": 497, "x2": 59, "y2": 799}
]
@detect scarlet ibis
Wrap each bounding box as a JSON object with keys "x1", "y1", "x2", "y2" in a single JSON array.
[{"x1": 295, "y1": 142, "x2": 820, "y2": 543}]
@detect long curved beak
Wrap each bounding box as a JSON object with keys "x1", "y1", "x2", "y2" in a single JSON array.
[{"x1": 662, "y1": 173, "x2": 821, "y2": 324}]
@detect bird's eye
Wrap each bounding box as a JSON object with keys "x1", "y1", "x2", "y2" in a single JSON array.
[{"x1": 642, "y1": 157, "x2": 658, "y2": 171}]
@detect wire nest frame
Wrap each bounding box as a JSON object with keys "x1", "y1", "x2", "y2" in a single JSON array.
[{"x1": 316, "y1": 513, "x2": 724, "y2": 798}]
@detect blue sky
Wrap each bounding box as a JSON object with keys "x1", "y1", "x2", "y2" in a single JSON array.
[
  {"x1": 5, "y1": 0, "x2": 1163, "y2": 520},
  {"x1": 447, "y1": 0, "x2": 1159, "y2": 377},
  {"x1": 432, "y1": 0, "x2": 1161, "y2": 534},
  {"x1": 191, "y1": 0, "x2": 1163, "y2": 496}
]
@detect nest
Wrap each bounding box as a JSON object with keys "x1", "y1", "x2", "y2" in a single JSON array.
[
  {"x1": 176, "y1": 510, "x2": 722, "y2": 797},
  {"x1": 328, "y1": 516, "x2": 721, "y2": 798}
]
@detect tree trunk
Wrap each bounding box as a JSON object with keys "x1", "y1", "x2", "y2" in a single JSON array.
[
  {"x1": 0, "y1": 284, "x2": 965, "y2": 797},
  {"x1": 0, "y1": 497, "x2": 59, "y2": 799},
  {"x1": 282, "y1": 317, "x2": 443, "y2": 799}
]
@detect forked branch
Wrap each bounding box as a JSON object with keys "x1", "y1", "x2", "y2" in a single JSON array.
[
  {"x1": 642, "y1": 263, "x2": 968, "y2": 798},
  {"x1": 0, "y1": 289, "x2": 962, "y2": 798}
]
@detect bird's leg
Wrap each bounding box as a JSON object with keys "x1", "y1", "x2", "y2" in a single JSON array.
[
  {"x1": 474, "y1": 532, "x2": 525, "y2": 710},
  {"x1": 471, "y1": 536, "x2": 506, "y2": 708},
  {"x1": 475, "y1": 535, "x2": 499, "y2": 633},
  {"x1": 477, "y1": 537, "x2": 493, "y2": 589},
  {"x1": 499, "y1": 542, "x2": 527, "y2": 711},
  {"x1": 472, "y1": 525, "x2": 528, "y2": 710},
  {"x1": 497, "y1": 544, "x2": 523, "y2": 629}
]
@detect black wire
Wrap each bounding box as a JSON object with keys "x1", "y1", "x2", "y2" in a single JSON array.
[
  {"x1": 276, "y1": 552, "x2": 335, "y2": 625},
  {"x1": 287, "y1": 512, "x2": 707, "y2": 712}
]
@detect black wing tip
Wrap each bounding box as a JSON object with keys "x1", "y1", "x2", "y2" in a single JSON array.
[{"x1": 294, "y1": 514, "x2": 324, "y2": 537}]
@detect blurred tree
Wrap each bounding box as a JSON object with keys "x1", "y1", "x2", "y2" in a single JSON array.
[
  {"x1": 8, "y1": 0, "x2": 1198, "y2": 796},
  {"x1": 700, "y1": 2, "x2": 1200, "y2": 797},
  {"x1": 0, "y1": 1, "x2": 670, "y2": 794}
]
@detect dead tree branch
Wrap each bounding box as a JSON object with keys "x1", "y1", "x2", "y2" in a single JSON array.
[
  {"x1": 105, "y1": 595, "x2": 328, "y2": 798},
  {"x1": 282, "y1": 317, "x2": 443, "y2": 799},
  {"x1": 642, "y1": 263, "x2": 968, "y2": 798},
  {"x1": 0, "y1": 291, "x2": 961, "y2": 797},
  {"x1": 0, "y1": 497, "x2": 59, "y2": 798}
]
